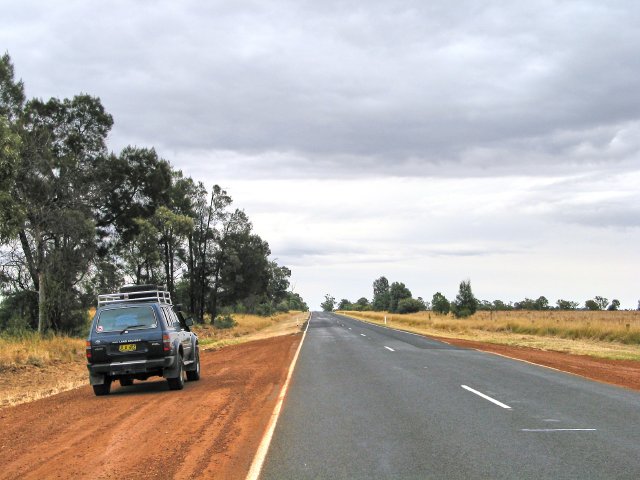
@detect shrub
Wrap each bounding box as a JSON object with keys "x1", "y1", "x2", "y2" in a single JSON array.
[
  {"x1": 452, "y1": 280, "x2": 477, "y2": 318},
  {"x1": 432, "y1": 292, "x2": 450, "y2": 315},
  {"x1": 214, "y1": 313, "x2": 237, "y2": 329},
  {"x1": 255, "y1": 302, "x2": 275, "y2": 316},
  {"x1": 397, "y1": 298, "x2": 423, "y2": 314}
]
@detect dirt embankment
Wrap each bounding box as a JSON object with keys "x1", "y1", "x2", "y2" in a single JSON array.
[
  {"x1": 0, "y1": 334, "x2": 301, "y2": 480},
  {"x1": 440, "y1": 336, "x2": 640, "y2": 391}
]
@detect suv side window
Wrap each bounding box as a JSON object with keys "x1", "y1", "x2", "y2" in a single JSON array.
[
  {"x1": 163, "y1": 307, "x2": 182, "y2": 331},
  {"x1": 161, "y1": 306, "x2": 173, "y2": 329}
]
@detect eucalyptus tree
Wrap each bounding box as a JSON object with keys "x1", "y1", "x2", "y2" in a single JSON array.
[
  {"x1": 452, "y1": 280, "x2": 478, "y2": 318},
  {"x1": 321, "y1": 294, "x2": 336, "y2": 312},
  {"x1": 389, "y1": 281, "x2": 412, "y2": 313},
  {"x1": 372, "y1": 276, "x2": 390, "y2": 311},
  {"x1": 431, "y1": 292, "x2": 450, "y2": 315},
  {"x1": 1, "y1": 54, "x2": 114, "y2": 332}
]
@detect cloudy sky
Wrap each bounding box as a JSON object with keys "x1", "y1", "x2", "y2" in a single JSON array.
[{"x1": 3, "y1": 0, "x2": 639, "y2": 309}]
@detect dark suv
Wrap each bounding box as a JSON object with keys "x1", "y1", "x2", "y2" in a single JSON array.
[{"x1": 86, "y1": 285, "x2": 200, "y2": 396}]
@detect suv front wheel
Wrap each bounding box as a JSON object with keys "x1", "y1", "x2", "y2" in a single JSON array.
[{"x1": 167, "y1": 356, "x2": 185, "y2": 390}]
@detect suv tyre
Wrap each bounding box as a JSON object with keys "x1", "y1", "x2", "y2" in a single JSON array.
[
  {"x1": 93, "y1": 377, "x2": 112, "y2": 396},
  {"x1": 167, "y1": 356, "x2": 185, "y2": 390},
  {"x1": 186, "y1": 348, "x2": 201, "y2": 381}
]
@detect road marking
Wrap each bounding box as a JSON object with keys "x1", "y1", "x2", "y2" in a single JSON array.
[
  {"x1": 348, "y1": 328, "x2": 352, "y2": 330},
  {"x1": 384, "y1": 346, "x2": 395, "y2": 352},
  {"x1": 360, "y1": 333, "x2": 366, "y2": 337},
  {"x1": 461, "y1": 385, "x2": 511, "y2": 409},
  {"x1": 246, "y1": 313, "x2": 311, "y2": 480},
  {"x1": 521, "y1": 428, "x2": 597, "y2": 432}
]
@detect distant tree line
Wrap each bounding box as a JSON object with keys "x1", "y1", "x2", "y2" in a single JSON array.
[
  {"x1": 0, "y1": 54, "x2": 307, "y2": 335},
  {"x1": 330, "y1": 275, "x2": 632, "y2": 318}
]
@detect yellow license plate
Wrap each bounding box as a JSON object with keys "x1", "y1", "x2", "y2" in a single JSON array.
[{"x1": 119, "y1": 344, "x2": 137, "y2": 352}]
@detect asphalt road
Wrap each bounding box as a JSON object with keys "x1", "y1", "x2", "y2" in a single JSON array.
[{"x1": 260, "y1": 312, "x2": 640, "y2": 479}]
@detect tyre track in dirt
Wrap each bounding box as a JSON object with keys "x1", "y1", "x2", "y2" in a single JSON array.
[{"x1": 0, "y1": 334, "x2": 301, "y2": 480}]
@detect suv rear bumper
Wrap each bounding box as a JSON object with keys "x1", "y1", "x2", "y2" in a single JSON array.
[{"x1": 87, "y1": 355, "x2": 177, "y2": 384}]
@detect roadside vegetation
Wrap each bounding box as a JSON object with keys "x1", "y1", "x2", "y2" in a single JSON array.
[
  {"x1": 332, "y1": 275, "x2": 640, "y2": 360},
  {"x1": 194, "y1": 311, "x2": 309, "y2": 349},
  {"x1": 0, "y1": 331, "x2": 86, "y2": 370},
  {"x1": 340, "y1": 310, "x2": 640, "y2": 360}
]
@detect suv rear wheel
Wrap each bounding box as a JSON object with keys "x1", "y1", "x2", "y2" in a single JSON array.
[
  {"x1": 186, "y1": 348, "x2": 201, "y2": 381},
  {"x1": 167, "y1": 356, "x2": 185, "y2": 390},
  {"x1": 93, "y1": 377, "x2": 112, "y2": 396}
]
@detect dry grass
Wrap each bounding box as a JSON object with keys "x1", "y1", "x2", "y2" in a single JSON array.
[
  {"x1": 0, "y1": 333, "x2": 88, "y2": 409},
  {"x1": 194, "y1": 311, "x2": 309, "y2": 349},
  {"x1": 0, "y1": 332, "x2": 86, "y2": 370},
  {"x1": 339, "y1": 310, "x2": 640, "y2": 360}
]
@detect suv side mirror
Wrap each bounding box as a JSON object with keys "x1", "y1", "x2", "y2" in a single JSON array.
[{"x1": 185, "y1": 317, "x2": 194, "y2": 327}]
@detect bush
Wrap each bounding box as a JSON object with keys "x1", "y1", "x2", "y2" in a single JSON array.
[
  {"x1": 452, "y1": 280, "x2": 477, "y2": 318},
  {"x1": 255, "y1": 302, "x2": 275, "y2": 316},
  {"x1": 397, "y1": 298, "x2": 423, "y2": 314},
  {"x1": 214, "y1": 313, "x2": 237, "y2": 329},
  {"x1": 276, "y1": 300, "x2": 290, "y2": 313},
  {"x1": 432, "y1": 292, "x2": 450, "y2": 315}
]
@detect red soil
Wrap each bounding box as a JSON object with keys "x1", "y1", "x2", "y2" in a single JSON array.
[{"x1": 0, "y1": 334, "x2": 300, "y2": 480}]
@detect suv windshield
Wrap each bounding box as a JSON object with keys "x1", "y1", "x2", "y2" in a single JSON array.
[{"x1": 96, "y1": 305, "x2": 157, "y2": 332}]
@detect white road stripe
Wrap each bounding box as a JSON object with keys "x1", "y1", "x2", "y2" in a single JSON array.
[
  {"x1": 521, "y1": 429, "x2": 597, "y2": 432},
  {"x1": 384, "y1": 346, "x2": 395, "y2": 352},
  {"x1": 461, "y1": 385, "x2": 512, "y2": 409},
  {"x1": 360, "y1": 333, "x2": 366, "y2": 337}
]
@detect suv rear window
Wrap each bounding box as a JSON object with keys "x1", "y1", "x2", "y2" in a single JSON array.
[{"x1": 96, "y1": 305, "x2": 158, "y2": 332}]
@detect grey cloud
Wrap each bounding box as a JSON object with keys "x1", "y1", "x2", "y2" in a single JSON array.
[
  {"x1": 556, "y1": 203, "x2": 640, "y2": 229},
  {"x1": 3, "y1": 1, "x2": 640, "y2": 179}
]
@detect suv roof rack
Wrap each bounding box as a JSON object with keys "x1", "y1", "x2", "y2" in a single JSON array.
[{"x1": 98, "y1": 287, "x2": 172, "y2": 307}]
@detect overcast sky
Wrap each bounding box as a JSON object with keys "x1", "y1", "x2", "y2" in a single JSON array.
[{"x1": 3, "y1": 0, "x2": 639, "y2": 309}]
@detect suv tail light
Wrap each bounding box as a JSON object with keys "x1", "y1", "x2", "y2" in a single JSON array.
[
  {"x1": 163, "y1": 334, "x2": 171, "y2": 352},
  {"x1": 86, "y1": 341, "x2": 92, "y2": 361}
]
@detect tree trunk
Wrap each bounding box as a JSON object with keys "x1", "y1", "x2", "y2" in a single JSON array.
[
  {"x1": 169, "y1": 239, "x2": 174, "y2": 296},
  {"x1": 188, "y1": 235, "x2": 195, "y2": 316},
  {"x1": 163, "y1": 239, "x2": 170, "y2": 291},
  {"x1": 38, "y1": 270, "x2": 45, "y2": 333},
  {"x1": 19, "y1": 230, "x2": 39, "y2": 290}
]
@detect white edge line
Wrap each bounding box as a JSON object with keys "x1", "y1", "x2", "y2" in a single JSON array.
[
  {"x1": 461, "y1": 385, "x2": 512, "y2": 409},
  {"x1": 245, "y1": 313, "x2": 311, "y2": 480},
  {"x1": 384, "y1": 346, "x2": 395, "y2": 352},
  {"x1": 521, "y1": 428, "x2": 597, "y2": 432}
]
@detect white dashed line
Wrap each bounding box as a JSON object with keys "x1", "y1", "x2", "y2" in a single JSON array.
[
  {"x1": 360, "y1": 334, "x2": 366, "y2": 337},
  {"x1": 384, "y1": 346, "x2": 395, "y2": 352},
  {"x1": 461, "y1": 385, "x2": 512, "y2": 409}
]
